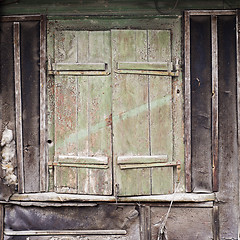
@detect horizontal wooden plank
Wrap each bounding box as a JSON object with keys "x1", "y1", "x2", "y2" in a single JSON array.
[
  {"x1": 118, "y1": 61, "x2": 172, "y2": 71},
  {"x1": 10, "y1": 192, "x2": 215, "y2": 202},
  {"x1": 117, "y1": 155, "x2": 168, "y2": 164},
  {"x1": 119, "y1": 162, "x2": 177, "y2": 169},
  {"x1": 52, "y1": 62, "x2": 107, "y2": 71},
  {"x1": 5, "y1": 229, "x2": 127, "y2": 236},
  {"x1": 48, "y1": 70, "x2": 110, "y2": 76},
  {"x1": 52, "y1": 163, "x2": 109, "y2": 169},
  {"x1": 57, "y1": 155, "x2": 108, "y2": 164},
  {"x1": 115, "y1": 69, "x2": 179, "y2": 76}
]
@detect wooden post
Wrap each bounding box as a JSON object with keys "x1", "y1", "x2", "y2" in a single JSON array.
[
  {"x1": 13, "y1": 22, "x2": 24, "y2": 193},
  {"x1": 184, "y1": 11, "x2": 192, "y2": 192}
]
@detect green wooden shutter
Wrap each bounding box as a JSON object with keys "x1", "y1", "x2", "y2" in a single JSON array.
[
  {"x1": 112, "y1": 30, "x2": 174, "y2": 196},
  {"x1": 53, "y1": 30, "x2": 112, "y2": 195}
]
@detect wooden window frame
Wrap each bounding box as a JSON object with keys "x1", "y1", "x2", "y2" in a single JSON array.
[
  {"x1": 0, "y1": 15, "x2": 47, "y2": 192},
  {"x1": 184, "y1": 10, "x2": 240, "y2": 192}
]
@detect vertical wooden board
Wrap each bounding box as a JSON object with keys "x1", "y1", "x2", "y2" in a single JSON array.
[
  {"x1": 112, "y1": 30, "x2": 150, "y2": 196},
  {"x1": 87, "y1": 31, "x2": 112, "y2": 195},
  {"x1": 148, "y1": 30, "x2": 173, "y2": 195},
  {"x1": 21, "y1": 21, "x2": 40, "y2": 193},
  {"x1": 0, "y1": 204, "x2": 3, "y2": 240},
  {"x1": 54, "y1": 75, "x2": 78, "y2": 191},
  {"x1": 77, "y1": 76, "x2": 89, "y2": 194},
  {"x1": 217, "y1": 16, "x2": 238, "y2": 239},
  {"x1": 148, "y1": 30, "x2": 172, "y2": 158},
  {"x1": 190, "y1": 16, "x2": 212, "y2": 192},
  {"x1": 77, "y1": 31, "x2": 89, "y2": 63},
  {"x1": 56, "y1": 166, "x2": 77, "y2": 193},
  {"x1": 152, "y1": 167, "x2": 173, "y2": 195},
  {"x1": 55, "y1": 31, "x2": 77, "y2": 63}
]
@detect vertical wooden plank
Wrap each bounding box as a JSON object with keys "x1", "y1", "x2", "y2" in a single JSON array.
[
  {"x1": 54, "y1": 76, "x2": 78, "y2": 193},
  {"x1": 0, "y1": 205, "x2": 3, "y2": 240},
  {"x1": 211, "y1": 15, "x2": 219, "y2": 192},
  {"x1": 217, "y1": 15, "x2": 238, "y2": 239},
  {"x1": 190, "y1": 16, "x2": 212, "y2": 192},
  {"x1": 13, "y1": 22, "x2": 24, "y2": 193},
  {"x1": 87, "y1": 31, "x2": 112, "y2": 195},
  {"x1": 184, "y1": 11, "x2": 192, "y2": 193},
  {"x1": 237, "y1": 10, "x2": 240, "y2": 239},
  {"x1": 148, "y1": 30, "x2": 173, "y2": 194},
  {"x1": 40, "y1": 15, "x2": 47, "y2": 192},
  {"x1": 21, "y1": 21, "x2": 41, "y2": 193},
  {"x1": 213, "y1": 206, "x2": 219, "y2": 240},
  {"x1": 54, "y1": 30, "x2": 78, "y2": 193},
  {"x1": 46, "y1": 21, "x2": 56, "y2": 191},
  {"x1": 112, "y1": 30, "x2": 150, "y2": 196},
  {"x1": 152, "y1": 167, "x2": 173, "y2": 194}
]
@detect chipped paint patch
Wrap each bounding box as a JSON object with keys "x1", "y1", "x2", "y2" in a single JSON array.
[{"x1": 1, "y1": 127, "x2": 17, "y2": 186}]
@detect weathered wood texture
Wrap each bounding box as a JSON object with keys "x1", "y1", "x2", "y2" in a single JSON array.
[
  {"x1": 54, "y1": 30, "x2": 112, "y2": 195},
  {"x1": 1, "y1": 0, "x2": 240, "y2": 16},
  {"x1": 217, "y1": 15, "x2": 238, "y2": 239},
  {"x1": 190, "y1": 16, "x2": 212, "y2": 192},
  {"x1": 112, "y1": 30, "x2": 173, "y2": 196},
  {"x1": 0, "y1": 204, "x2": 3, "y2": 240},
  {"x1": 0, "y1": 22, "x2": 16, "y2": 199},
  {"x1": 21, "y1": 21, "x2": 41, "y2": 193},
  {"x1": 151, "y1": 206, "x2": 213, "y2": 239},
  {"x1": 4, "y1": 205, "x2": 140, "y2": 239}
]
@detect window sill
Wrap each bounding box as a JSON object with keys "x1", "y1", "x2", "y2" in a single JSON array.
[{"x1": 9, "y1": 192, "x2": 215, "y2": 203}]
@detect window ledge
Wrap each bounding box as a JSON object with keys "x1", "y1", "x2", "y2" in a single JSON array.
[{"x1": 9, "y1": 192, "x2": 215, "y2": 203}]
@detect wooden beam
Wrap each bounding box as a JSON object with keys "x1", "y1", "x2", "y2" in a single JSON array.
[
  {"x1": 117, "y1": 62, "x2": 172, "y2": 71},
  {"x1": 211, "y1": 15, "x2": 219, "y2": 192},
  {"x1": 184, "y1": 11, "x2": 192, "y2": 192},
  {"x1": 13, "y1": 22, "x2": 24, "y2": 193},
  {"x1": 40, "y1": 15, "x2": 47, "y2": 192},
  {"x1": 9, "y1": 192, "x2": 215, "y2": 202},
  {"x1": 4, "y1": 229, "x2": 127, "y2": 236},
  {"x1": 52, "y1": 63, "x2": 107, "y2": 71},
  {"x1": 117, "y1": 155, "x2": 168, "y2": 164},
  {"x1": 213, "y1": 206, "x2": 220, "y2": 240}
]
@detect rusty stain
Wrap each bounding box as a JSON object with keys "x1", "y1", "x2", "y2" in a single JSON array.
[{"x1": 105, "y1": 114, "x2": 112, "y2": 126}]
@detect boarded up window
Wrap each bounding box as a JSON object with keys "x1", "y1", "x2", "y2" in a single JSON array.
[{"x1": 48, "y1": 28, "x2": 178, "y2": 196}]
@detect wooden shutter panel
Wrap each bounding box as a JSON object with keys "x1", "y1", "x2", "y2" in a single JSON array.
[
  {"x1": 53, "y1": 31, "x2": 112, "y2": 195},
  {"x1": 112, "y1": 30, "x2": 174, "y2": 196}
]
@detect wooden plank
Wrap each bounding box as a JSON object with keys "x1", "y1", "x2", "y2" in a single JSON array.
[
  {"x1": 58, "y1": 156, "x2": 108, "y2": 164},
  {"x1": 87, "y1": 31, "x2": 112, "y2": 195},
  {"x1": 117, "y1": 62, "x2": 171, "y2": 71},
  {"x1": 10, "y1": 192, "x2": 215, "y2": 202},
  {"x1": 52, "y1": 163, "x2": 108, "y2": 169},
  {"x1": 217, "y1": 15, "x2": 238, "y2": 239},
  {"x1": 53, "y1": 62, "x2": 106, "y2": 71},
  {"x1": 54, "y1": 75, "x2": 78, "y2": 193},
  {"x1": 112, "y1": 30, "x2": 150, "y2": 196},
  {"x1": 40, "y1": 15, "x2": 47, "y2": 192},
  {"x1": 55, "y1": 30, "x2": 77, "y2": 63},
  {"x1": 13, "y1": 22, "x2": 24, "y2": 193},
  {"x1": 49, "y1": 70, "x2": 110, "y2": 76},
  {"x1": 211, "y1": 15, "x2": 219, "y2": 192},
  {"x1": 213, "y1": 206, "x2": 220, "y2": 240},
  {"x1": 152, "y1": 167, "x2": 173, "y2": 194},
  {"x1": 0, "y1": 205, "x2": 3, "y2": 240},
  {"x1": 148, "y1": 30, "x2": 173, "y2": 195},
  {"x1": 119, "y1": 162, "x2": 178, "y2": 170},
  {"x1": 184, "y1": 11, "x2": 192, "y2": 192},
  {"x1": 190, "y1": 16, "x2": 212, "y2": 192},
  {"x1": 115, "y1": 69, "x2": 178, "y2": 76},
  {"x1": 4, "y1": 230, "x2": 127, "y2": 236},
  {"x1": 21, "y1": 21, "x2": 41, "y2": 193},
  {"x1": 117, "y1": 155, "x2": 168, "y2": 164}
]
